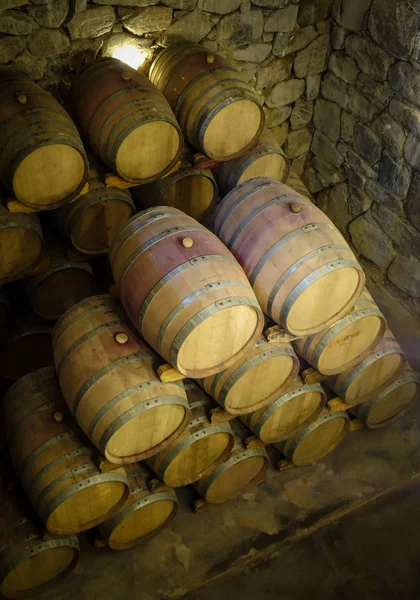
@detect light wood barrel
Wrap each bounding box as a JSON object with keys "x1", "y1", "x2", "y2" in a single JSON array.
[
  {"x1": 350, "y1": 369, "x2": 419, "y2": 429},
  {"x1": 147, "y1": 380, "x2": 234, "y2": 487},
  {"x1": 110, "y1": 207, "x2": 264, "y2": 378},
  {"x1": 149, "y1": 43, "x2": 264, "y2": 161},
  {"x1": 214, "y1": 130, "x2": 289, "y2": 196},
  {"x1": 0, "y1": 75, "x2": 88, "y2": 210},
  {"x1": 193, "y1": 420, "x2": 268, "y2": 504},
  {"x1": 0, "y1": 200, "x2": 43, "y2": 285},
  {"x1": 99, "y1": 463, "x2": 178, "y2": 551},
  {"x1": 3, "y1": 368, "x2": 129, "y2": 535},
  {"x1": 70, "y1": 58, "x2": 183, "y2": 184},
  {"x1": 132, "y1": 153, "x2": 218, "y2": 222},
  {"x1": 0, "y1": 470, "x2": 79, "y2": 599},
  {"x1": 53, "y1": 295, "x2": 190, "y2": 464},
  {"x1": 294, "y1": 290, "x2": 387, "y2": 376},
  {"x1": 286, "y1": 171, "x2": 312, "y2": 202},
  {"x1": 241, "y1": 377, "x2": 326, "y2": 443},
  {"x1": 275, "y1": 409, "x2": 350, "y2": 466},
  {"x1": 57, "y1": 187, "x2": 135, "y2": 256},
  {"x1": 214, "y1": 177, "x2": 365, "y2": 336},
  {"x1": 201, "y1": 338, "x2": 299, "y2": 415},
  {"x1": 0, "y1": 319, "x2": 54, "y2": 381},
  {"x1": 327, "y1": 331, "x2": 407, "y2": 405}
]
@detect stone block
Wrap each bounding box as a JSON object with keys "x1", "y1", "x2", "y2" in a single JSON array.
[
  {"x1": 9, "y1": 50, "x2": 45, "y2": 79},
  {"x1": 332, "y1": 0, "x2": 371, "y2": 33},
  {"x1": 348, "y1": 184, "x2": 372, "y2": 216},
  {"x1": 302, "y1": 166, "x2": 324, "y2": 194},
  {"x1": 252, "y1": 0, "x2": 288, "y2": 6},
  {"x1": 365, "y1": 178, "x2": 404, "y2": 214},
  {"x1": 372, "y1": 203, "x2": 420, "y2": 257},
  {"x1": 341, "y1": 111, "x2": 356, "y2": 143},
  {"x1": 312, "y1": 156, "x2": 346, "y2": 184},
  {"x1": 27, "y1": 0, "x2": 68, "y2": 27},
  {"x1": 264, "y1": 5, "x2": 298, "y2": 32},
  {"x1": 0, "y1": 0, "x2": 28, "y2": 8},
  {"x1": 314, "y1": 98, "x2": 340, "y2": 142},
  {"x1": 378, "y1": 151, "x2": 412, "y2": 198},
  {"x1": 28, "y1": 26, "x2": 69, "y2": 56},
  {"x1": 355, "y1": 74, "x2": 393, "y2": 112},
  {"x1": 345, "y1": 34, "x2": 394, "y2": 83},
  {"x1": 340, "y1": 144, "x2": 377, "y2": 178},
  {"x1": 349, "y1": 212, "x2": 395, "y2": 269},
  {"x1": 294, "y1": 33, "x2": 329, "y2": 78},
  {"x1": 404, "y1": 133, "x2": 420, "y2": 170},
  {"x1": 256, "y1": 55, "x2": 292, "y2": 89},
  {"x1": 389, "y1": 61, "x2": 420, "y2": 109},
  {"x1": 0, "y1": 10, "x2": 38, "y2": 34},
  {"x1": 233, "y1": 43, "x2": 271, "y2": 63},
  {"x1": 328, "y1": 51, "x2": 359, "y2": 84},
  {"x1": 272, "y1": 24, "x2": 317, "y2": 58},
  {"x1": 321, "y1": 72, "x2": 348, "y2": 109},
  {"x1": 283, "y1": 127, "x2": 312, "y2": 159},
  {"x1": 352, "y1": 123, "x2": 382, "y2": 165},
  {"x1": 298, "y1": 0, "x2": 331, "y2": 27},
  {"x1": 216, "y1": 10, "x2": 263, "y2": 46},
  {"x1": 343, "y1": 164, "x2": 366, "y2": 189},
  {"x1": 290, "y1": 99, "x2": 313, "y2": 129},
  {"x1": 102, "y1": 32, "x2": 152, "y2": 57},
  {"x1": 311, "y1": 131, "x2": 342, "y2": 168},
  {"x1": 371, "y1": 113, "x2": 406, "y2": 160},
  {"x1": 348, "y1": 90, "x2": 380, "y2": 123},
  {"x1": 331, "y1": 24, "x2": 347, "y2": 50},
  {"x1": 318, "y1": 182, "x2": 350, "y2": 234},
  {"x1": 161, "y1": 0, "x2": 196, "y2": 7},
  {"x1": 267, "y1": 77, "x2": 305, "y2": 107},
  {"x1": 201, "y1": 0, "x2": 241, "y2": 14},
  {"x1": 305, "y1": 74, "x2": 321, "y2": 100},
  {"x1": 369, "y1": 0, "x2": 420, "y2": 60},
  {"x1": 0, "y1": 36, "x2": 25, "y2": 63},
  {"x1": 407, "y1": 173, "x2": 420, "y2": 231},
  {"x1": 263, "y1": 105, "x2": 292, "y2": 128},
  {"x1": 389, "y1": 99, "x2": 420, "y2": 138},
  {"x1": 291, "y1": 154, "x2": 307, "y2": 178},
  {"x1": 388, "y1": 255, "x2": 420, "y2": 298},
  {"x1": 271, "y1": 121, "x2": 289, "y2": 147},
  {"x1": 94, "y1": 0, "x2": 159, "y2": 4},
  {"x1": 67, "y1": 5, "x2": 115, "y2": 38}
]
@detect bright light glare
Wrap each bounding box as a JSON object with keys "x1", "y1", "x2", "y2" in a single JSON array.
[{"x1": 111, "y1": 45, "x2": 148, "y2": 70}]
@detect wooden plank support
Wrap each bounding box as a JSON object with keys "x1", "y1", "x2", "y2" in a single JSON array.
[
  {"x1": 327, "y1": 397, "x2": 353, "y2": 412},
  {"x1": 244, "y1": 435, "x2": 267, "y2": 450},
  {"x1": 349, "y1": 419, "x2": 365, "y2": 432},
  {"x1": 301, "y1": 367, "x2": 328, "y2": 385},
  {"x1": 208, "y1": 406, "x2": 236, "y2": 424},
  {"x1": 194, "y1": 498, "x2": 218, "y2": 513},
  {"x1": 192, "y1": 153, "x2": 222, "y2": 170},
  {"x1": 156, "y1": 364, "x2": 186, "y2": 382}
]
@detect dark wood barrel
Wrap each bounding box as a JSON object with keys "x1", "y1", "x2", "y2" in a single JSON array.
[
  {"x1": 3, "y1": 368, "x2": 129, "y2": 535},
  {"x1": 201, "y1": 338, "x2": 299, "y2": 415},
  {"x1": 99, "y1": 463, "x2": 178, "y2": 551},
  {"x1": 110, "y1": 207, "x2": 264, "y2": 378},
  {"x1": 214, "y1": 130, "x2": 289, "y2": 195},
  {"x1": 0, "y1": 199, "x2": 43, "y2": 285},
  {"x1": 294, "y1": 289, "x2": 387, "y2": 376},
  {"x1": 0, "y1": 288, "x2": 10, "y2": 331},
  {"x1": 147, "y1": 380, "x2": 234, "y2": 487},
  {"x1": 327, "y1": 331, "x2": 407, "y2": 405},
  {"x1": 149, "y1": 43, "x2": 264, "y2": 161},
  {"x1": 0, "y1": 74, "x2": 88, "y2": 210},
  {"x1": 241, "y1": 377, "x2": 326, "y2": 443},
  {"x1": 0, "y1": 460, "x2": 79, "y2": 599},
  {"x1": 53, "y1": 295, "x2": 191, "y2": 464},
  {"x1": 214, "y1": 178, "x2": 365, "y2": 336},
  {"x1": 350, "y1": 369, "x2": 419, "y2": 429},
  {"x1": 70, "y1": 58, "x2": 183, "y2": 184}
]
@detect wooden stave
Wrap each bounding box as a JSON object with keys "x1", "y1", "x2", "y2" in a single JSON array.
[
  {"x1": 294, "y1": 290, "x2": 387, "y2": 376},
  {"x1": 326, "y1": 331, "x2": 407, "y2": 405},
  {"x1": 0, "y1": 321, "x2": 54, "y2": 381},
  {"x1": 241, "y1": 378, "x2": 327, "y2": 443},
  {"x1": 275, "y1": 409, "x2": 350, "y2": 466},
  {"x1": 350, "y1": 370, "x2": 419, "y2": 429},
  {"x1": 201, "y1": 337, "x2": 299, "y2": 415},
  {"x1": 0, "y1": 77, "x2": 88, "y2": 209},
  {"x1": 110, "y1": 207, "x2": 264, "y2": 379},
  {"x1": 147, "y1": 380, "x2": 234, "y2": 487},
  {"x1": 214, "y1": 177, "x2": 365, "y2": 336},
  {"x1": 3, "y1": 368, "x2": 130, "y2": 535},
  {"x1": 99, "y1": 462, "x2": 178, "y2": 550},
  {"x1": 53, "y1": 295, "x2": 191, "y2": 464},
  {"x1": 70, "y1": 59, "x2": 183, "y2": 184},
  {"x1": 149, "y1": 43, "x2": 264, "y2": 161}
]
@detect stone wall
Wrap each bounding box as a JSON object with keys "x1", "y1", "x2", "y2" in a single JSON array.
[{"x1": 304, "y1": 0, "x2": 420, "y2": 319}]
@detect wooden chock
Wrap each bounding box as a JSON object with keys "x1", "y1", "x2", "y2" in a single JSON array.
[
  {"x1": 244, "y1": 435, "x2": 266, "y2": 450},
  {"x1": 192, "y1": 153, "x2": 221, "y2": 170},
  {"x1": 264, "y1": 325, "x2": 300, "y2": 343},
  {"x1": 301, "y1": 367, "x2": 327, "y2": 385},
  {"x1": 349, "y1": 418, "x2": 365, "y2": 432},
  {"x1": 96, "y1": 458, "x2": 121, "y2": 473},
  {"x1": 148, "y1": 478, "x2": 168, "y2": 493},
  {"x1": 7, "y1": 199, "x2": 38, "y2": 214},
  {"x1": 161, "y1": 160, "x2": 182, "y2": 178},
  {"x1": 105, "y1": 173, "x2": 136, "y2": 189},
  {"x1": 194, "y1": 498, "x2": 217, "y2": 513},
  {"x1": 93, "y1": 532, "x2": 108, "y2": 548},
  {"x1": 157, "y1": 363, "x2": 186, "y2": 382},
  {"x1": 327, "y1": 397, "x2": 352, "y2": 412},
  {"x1": 208, "y1": 406, "x2": 236, "y2": 424},
  {"x1": 277, "y1": 458, "x2": 296, "y2": 472}
]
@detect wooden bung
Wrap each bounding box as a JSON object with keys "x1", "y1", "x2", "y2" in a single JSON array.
[
  {"x1": 214, "y1": 177, "x2": 365, "y2": 337},
  {"x1": 109, "y1": 207, "x2": 264, "y2": 379},
  {"x1": 52, "y1": 295, "x2": 191, "y2": 464},
  {"x1": 149, "y1": 42, "x2": 264, "y2": 161}
]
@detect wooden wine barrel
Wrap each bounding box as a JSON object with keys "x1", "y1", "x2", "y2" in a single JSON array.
[
  {"x1": 0, "y1": 199, "x2": 43, "y2": 285},
  {"x1": 0, "y1": 319, "x2": 54, "y2": 381},
  {"x1": 241, "y1": 377, "x2": 326, "y2": 443},
  {"x1": 286, "y1": 171, "x2": 312, "y2": 202},
  {"x1": 110, "y1": 207, "x2": 264, "y2": 378},
  {"x1": 99, "y1": 463, "x2": 178, "y2": 551},
  {"x1": 0, "y1": 75, "x2": 88, "y2": 210},
  {"x1": 350, "y1": 369, "x2": 419, "y2": 429},
  {"x1": 214, "y1": 130, "x2": 289, "y2": 195},
  {"x1": 294, "y1": 290, "x2": 387, "y2": 376},
  {"x1": 327, "y1": 331, "x2": 407, "y2": 405},
  {"x1": 57, "y1": 187, "x2": 135, "y2": 256},
  {"x1": 0, "y1": 468, "x2": 79, "y2": 598},
  {"x1": 3, "y1": 368, "x2": 129, "y2": 535},
  {"x1": 53, "y1": 295, "x2": 190, "y2": 464},
  {"x1": 25, "y1": 243, "x2": 97, "y2": 320},
  {"x1": 193, "y1": 420, "x2": 268, "y2": 504},
  {"x1": 147, "y1": 380, "x2": 234, "y2": 487},
  {"x1": 201, "y1": 338, "x2": 299, "y2": 415},
  {"x1": 214, "y1": 178, "x2": 365, "y2": 336},
  {"x1": 132, "y1": 152, "x2": 218, "y2": 222},
  {"x1": 275, "y1": 409, "x2": 350, "y2": 466},
  {"x1": 70, "y1": 58, "x2": 183, "y2": 184},
  {"x1": 149, "y1": 43, "x2": 264, "y2": 161}
]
